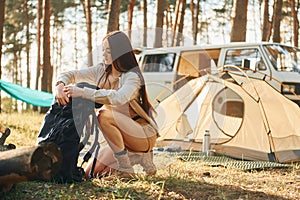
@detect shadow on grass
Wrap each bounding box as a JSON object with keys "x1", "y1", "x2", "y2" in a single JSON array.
[
  {"x1": 0, "y1": 176, "x2": 292, "y2": 200},
  {"x1": 154, "y1": 176, "x2": 290, "y2": 200}
]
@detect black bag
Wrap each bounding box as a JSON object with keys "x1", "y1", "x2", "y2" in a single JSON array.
[{"x1": 38, "y1": 82, "x2": 102, "y2": 183}]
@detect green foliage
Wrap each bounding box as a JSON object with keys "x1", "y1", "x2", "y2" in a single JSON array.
[
  {"x1": 4, "y1": 0, "x2": 34, "y2": 40},
  {"x1": 93, "y1": 0, "x2": 110, "y2": 10},
  {"x1": 3, "y1": 0, "x2": 35, "y2": 77},
  {"x1": 213, "y1": 7, "x2": 226, "y2": 13},
  {"x1": 51, "y1": 0, "x2": 78, "y2": 25},
  {"x1": 120, "y1": 0, "x2": 127, "y2": 13},
  {"x1": 1, "y1": 97, "x2": 13, "y2": 113},
  {"x1": 52, "y1": 0, "x2": 77, "y2": 15},
  {"x1": 167, "y1": 0, "x2": 177, "y2": 7}
]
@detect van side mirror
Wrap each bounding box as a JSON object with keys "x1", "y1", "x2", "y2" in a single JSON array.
[{"x1": 242, "y1": 59, "x2": 250, "y2": 69}]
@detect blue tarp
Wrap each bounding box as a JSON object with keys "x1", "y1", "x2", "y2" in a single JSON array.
[{"x1": 0, "y1": 79, "x2": 54, "y2": 107}]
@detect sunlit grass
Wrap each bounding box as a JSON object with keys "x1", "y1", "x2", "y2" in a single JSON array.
[
  {"x1": 0, "y1": 112, "x2": 44, "y2": 147},
  {"x1": 0, "y1": 112, "x2": 299, "y2": 199}
]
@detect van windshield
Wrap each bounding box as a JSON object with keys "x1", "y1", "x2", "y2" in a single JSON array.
[{"x1": 263, "y1": 44, "x2": 300, "y2": 72}]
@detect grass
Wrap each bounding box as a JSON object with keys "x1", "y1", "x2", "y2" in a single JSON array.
[{"x1": 1, "y1": 112, "x2": 300, "y2": 200}]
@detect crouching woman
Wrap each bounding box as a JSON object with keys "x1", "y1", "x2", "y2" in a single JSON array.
[{"x1": 55, "y1": 31, "x2": 158, "y2": 178}]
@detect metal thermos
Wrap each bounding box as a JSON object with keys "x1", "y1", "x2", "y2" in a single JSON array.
[{"x1": 202, "y1": 130, "x2": 210, "y2": 154}]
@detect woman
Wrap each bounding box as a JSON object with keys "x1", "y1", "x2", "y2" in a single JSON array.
[{"x1": 55, "y1": 31, "x2": 158, "y2": 178}]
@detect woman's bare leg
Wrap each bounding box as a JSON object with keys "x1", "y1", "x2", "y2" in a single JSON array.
[
  {"x1": 84, "y1": 145, "x2": 117, "y2": 178},
  {"x1": 97, "y1": 110, "x2": 126, "y2": 153},
  {"x1": 95, "y1": 109, "x2": 157, "y2": 176},
  {"x1": 98, "y1": 109, "x2": 154, "y2": 153}
]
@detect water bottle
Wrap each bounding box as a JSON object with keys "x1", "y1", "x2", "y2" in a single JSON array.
[{"x1": 202, "y1": 130, "x2": 210, "y2": 155}]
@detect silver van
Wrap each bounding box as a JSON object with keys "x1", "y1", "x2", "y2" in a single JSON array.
[{"x1": 139, "y1": 42, "x2": 300, "y2": 106}]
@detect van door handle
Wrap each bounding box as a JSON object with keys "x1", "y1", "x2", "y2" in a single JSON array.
[{"x1": 164, "y1": 81, "x2": 172, "y2": 84}]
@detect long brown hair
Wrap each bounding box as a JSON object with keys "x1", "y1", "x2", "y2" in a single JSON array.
[{"x1": 103, "y1": 31, "x2": 154, "y2": 117}]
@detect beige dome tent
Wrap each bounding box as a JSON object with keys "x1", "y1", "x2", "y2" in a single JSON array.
[{"x1": 154, "y1": 71, "x2": 300, "y2": 163}]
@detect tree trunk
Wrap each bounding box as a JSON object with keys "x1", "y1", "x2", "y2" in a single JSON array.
[
  {"x1": 74, "y1": 7, "x2": 79, "y2": 70},
  {"x1": 176, "y1": 0, "x2": 186, "y2": 46},
  {"x1": 33, "y1": 0, "x2": 42, "y2": 112},
  {"x1": 81, "y1": 0, "x2": 93, "y2": 66},
  {"x1": 262, "y1": 0, "x2": 271, "y2": 41},
  {"x1": 273, "y1": 0, "x2": 283, "y2": 43},
  {"x1": 190, "y1": 0, "x2": 195, "y2": 41},
  {"x1": 154, "y1": 0, "x2": 165, "y2": 48},
  {"x1": 291, "y1": 0, "x2": 299, "y2": 47},
  {"x1": 107, "y1": 0, "x2": 121, "y2": 33},
  {"x1": 41, "y1": 0, "x2": 52, "y2": 113},
  {"x1": 171, "y1": 0, "x2": 181, "y2": 46},
  {"x1": 142, "y1": 0, "x2": 147, "y2": 46},
  {"x1": 230, "y1": 0, "x2": 248, "y2": 42},
  {"x1": 165, "y1": 6, "x2": 169, "y2": 46},
  {"x1": 13, "y1": 33, "x2": 18, "y2": 85},
  {"x1": 193, "y1": 0, "x2": 200, "y2": 45},
  {"x1": 128, "y1": 0, "x2": 135, "y2": 40},
  {"x1": 0, "y1": 143, "x2": 62, "y2": 192},
  {"x1": 24, "y1": 0, "x2": 31, "y2": 110},
  {"x1": 0, "y1": 0, "x2": 5, "y2": 113},
  {"x1": 13, "y1": 44, "x2": 18, "y2": 112}
]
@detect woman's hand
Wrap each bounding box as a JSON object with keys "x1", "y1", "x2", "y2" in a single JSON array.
[
  {"x1": 63, "y1": 85, "x2": 84, "y2": 98},
  {"x1": 55, "y1": 83, "x2": 69, "y2": 106}
]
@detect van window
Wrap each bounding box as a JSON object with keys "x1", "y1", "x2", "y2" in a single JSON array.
[
  {"x1": 142, "y1": 53, "x2": 175, "y2": 72},
  {"x1": 178, "y1": 49, "x2": 220, "y2": 77},
  {"x1": 224, "y1": 48, "x2": 267, "y2": 71},
  {"x1": 263, "y1": 44, "x2": 300, "y2": 72}
]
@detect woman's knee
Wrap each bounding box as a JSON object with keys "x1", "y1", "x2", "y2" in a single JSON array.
[{"x1": 98, "y1": 110, "x2": 114, "y2": 128}]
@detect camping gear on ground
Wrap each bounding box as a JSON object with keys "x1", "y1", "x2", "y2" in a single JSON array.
[
  {"x1": 38, "y1": 82, "x2": 102, "y2": 183},
  {"x1": 155, "y1": 70, "x2": 300, "y2": 163},
  {"x1": 202, "y1": 130, "x2": 211, "y2": 155},
  {"x1": 170, "y1": 151, "x2": 292, "y2": 171}
]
